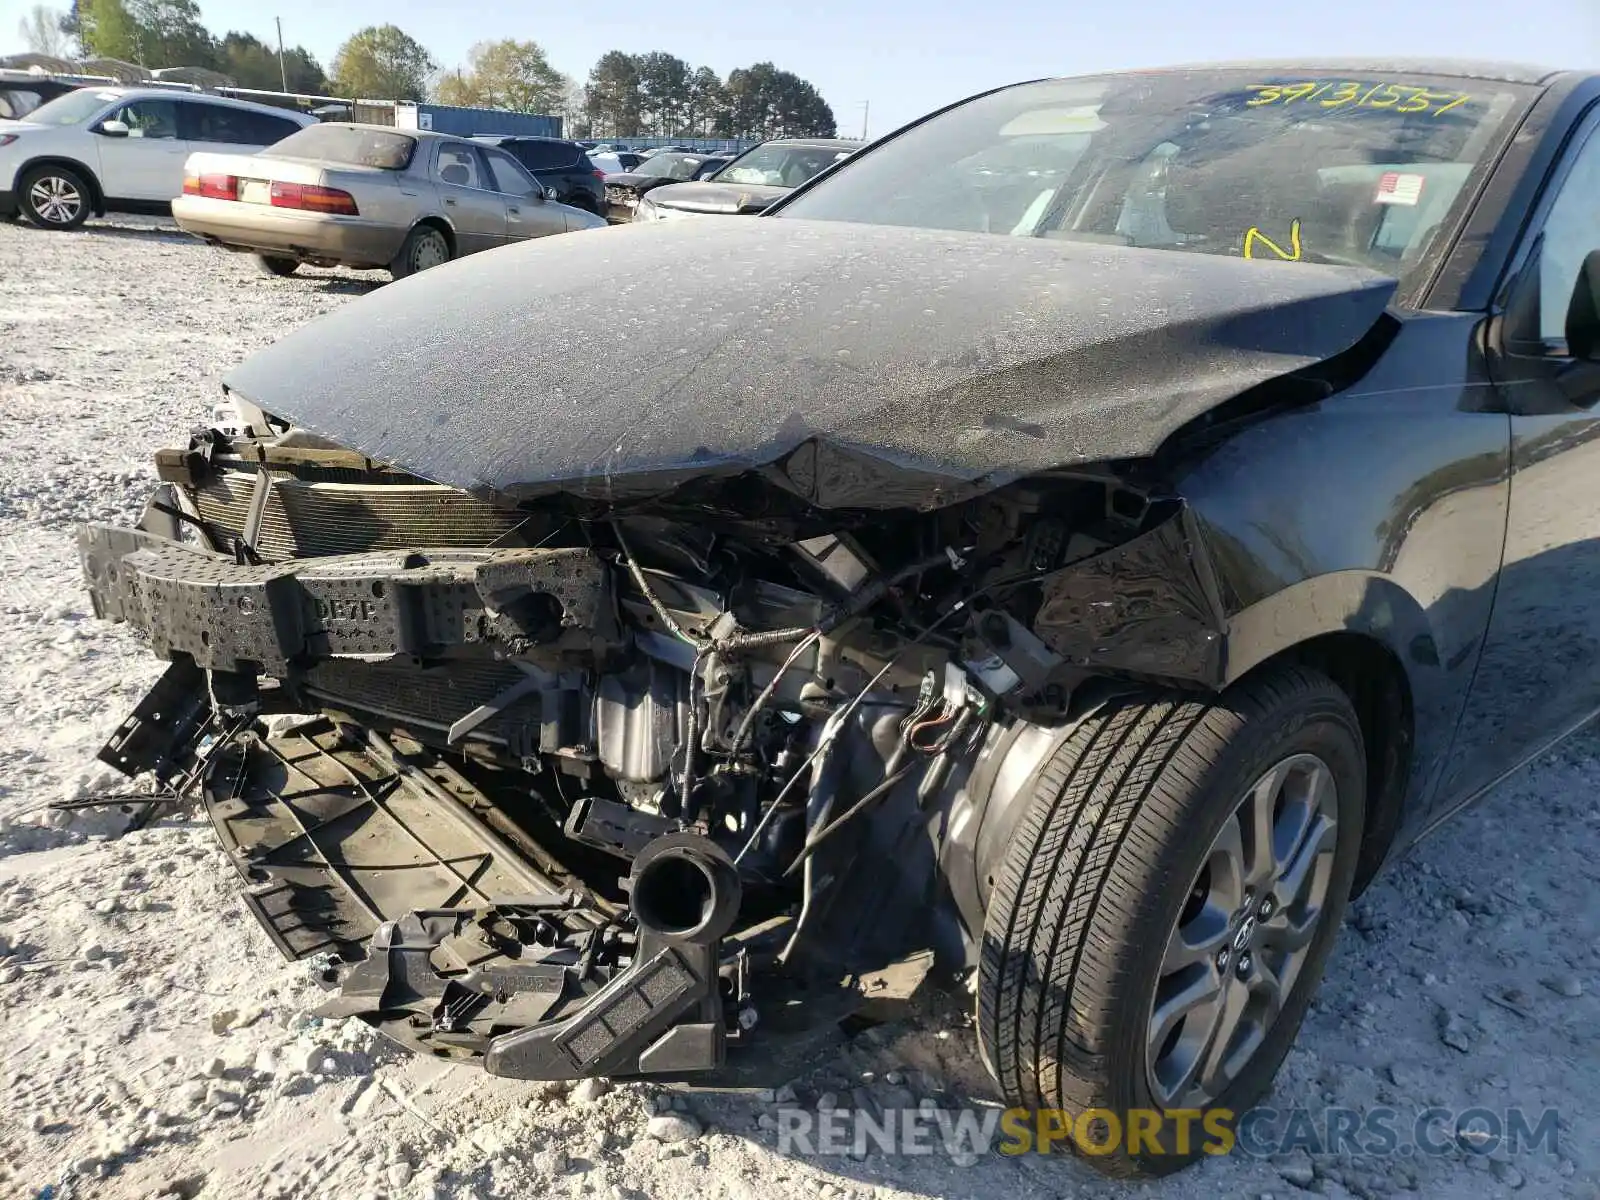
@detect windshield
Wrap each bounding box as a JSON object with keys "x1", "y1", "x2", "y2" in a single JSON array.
[
  {"x1": 21, "y1": 88, "x2": 120, "y2": 126},
  {"x1": 717, "y1": 142, "x2": 854, "y2": 188},
  {"x1": 637, "y1": 152, "x2": 707, "y2": 181},
  {"x1": 268, "y1": 124, "x2": 416, "y2": 169},
  {"x1": 779, "y1": 70, "x2": 1531, "y2": 285}
]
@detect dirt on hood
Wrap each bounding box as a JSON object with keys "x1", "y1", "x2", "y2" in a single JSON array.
[{"x1": 221, "y1": 218, "x2": 1396, "y2": 510}]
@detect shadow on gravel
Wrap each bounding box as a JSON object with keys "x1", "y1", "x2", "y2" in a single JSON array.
[
  {"x1": 293, "y1": 275, "x2": 386, "y2": 296},
  {"x1": 74, "y1": 221, "x2": 196, "y2": 245}
]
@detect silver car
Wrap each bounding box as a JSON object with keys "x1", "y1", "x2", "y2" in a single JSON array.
[{"x1": 172, "y1": 123, "x2": 607, "y2": 280}]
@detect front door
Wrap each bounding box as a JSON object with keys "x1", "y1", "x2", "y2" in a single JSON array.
[
  {"x1": 1440, "y1": 103, "x2": 1600, "y2": 813},
  {"x1": 430, "y1": 143, "x2": 506, "y2": 255},
  {"x1": 94, "y1": 97, "x2": 189, "y2": 202}
]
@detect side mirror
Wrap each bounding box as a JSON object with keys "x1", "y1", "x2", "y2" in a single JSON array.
[
  {"x1": 1565, "y1": 249, "x2": 1600, "y2": 360},
  {"x1": 97, "y1": 118, "x2": 129, "y2": 138},
  {"x1": 542, "y1": 185, "x2": 557, "y2": 201}
]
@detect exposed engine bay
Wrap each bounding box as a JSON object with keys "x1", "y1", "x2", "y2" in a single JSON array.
[{"x1": 77, "y1": 400, "x2": 1229, "y2": 1084}]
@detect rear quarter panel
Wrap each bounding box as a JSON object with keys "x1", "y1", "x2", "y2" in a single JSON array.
[{"x1": 318, "y1": 165, "x2": 415, "y2": 228}]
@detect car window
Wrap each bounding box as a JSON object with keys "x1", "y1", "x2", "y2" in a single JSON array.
[
  {"x1": 111, "y1": 98, "x2": 179, "y2": 140},
  {"x1": 20, "y1": 88, "x2": 118, "y2": 126},
  {"x1": 1537, "y1": 126, "x2": 1600, "y2": 345},
  {"x1": 270, "y1": 124, "x2": 415, "y2": 169},
  {"x1": 483, "y1": 146, "x2": 540, "y2": 195},
  {"x1": 435, "y1": 143, "x2": 487, "y2": 189},
  {"x1": 636, "y1": 153, "x2": 707, "y2": 181},
  {"x1": 181, "y1": 102, "x2": 301, "y2": 146},
  {"x1": 233, "y1": 109, "x2": 301, "y2": 146},
  {"x1": 717, "y1": 144, "x2": 849, "y2": 188},
  {"x1": 0, "y1": 87, "x2": 45, "y2": 120},
  {"x1": 507, "y1": 141, "x2": 578, "y2": 171}
]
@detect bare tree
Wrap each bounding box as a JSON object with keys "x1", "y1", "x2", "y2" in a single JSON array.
[{"x1": 18, "y1": 4, "x2": 71, "y2": 57}]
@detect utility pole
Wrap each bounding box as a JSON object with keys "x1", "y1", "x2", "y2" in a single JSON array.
[
  {"x1": 859, "y1": 100, "x2": 869, "y2": 140},
  {"x1": 275, "y1": 17, "x2": 288, "y2": 92}
]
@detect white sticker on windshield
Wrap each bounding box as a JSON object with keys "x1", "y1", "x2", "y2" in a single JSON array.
[{"x1": 1375, "y1": 172, "x2": 1424, "y2": 206}]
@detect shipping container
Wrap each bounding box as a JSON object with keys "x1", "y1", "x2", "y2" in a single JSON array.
[{"x1": 394, "y1": 101, "x2": 562, "y2": 139}]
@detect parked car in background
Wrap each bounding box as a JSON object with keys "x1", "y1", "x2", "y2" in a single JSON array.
[
  {"x1": 631, "y1": 137, "x2": 863, "y2": 220},
  {"x1": 171, "y1": 124, "x2": 606, "y2": 280},
  {"x1": 0, "y1": 71, "x2": 80, "y2": 121},
  {"x1": 589, "y1": 151, "x2": 644, "y2": 176},
  {"x1": 0, "y1": 85, "x2": 313, "y2": 229},
  {"x1": 602, "y1": 150, "x2": 736, "y2": 222},
  {"x1": 473, "y1": 135, "x2": 605, "y2": 216}
]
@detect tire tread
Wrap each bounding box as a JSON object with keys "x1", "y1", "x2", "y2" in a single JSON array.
[{"x1": 976, "y1": 665, "x2": 1361, "y2": 1178}]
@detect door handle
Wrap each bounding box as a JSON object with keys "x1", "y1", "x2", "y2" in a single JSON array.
[{"x1": 507, "y1": 207, "x2": 520, "y2": 216}]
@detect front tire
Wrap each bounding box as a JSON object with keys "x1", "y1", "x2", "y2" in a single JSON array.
[
  {"x1": 19, "y1": 164, "x2": 92, "y2": 230},
  {"x1": 254, "y1": 254, "x2": 301, "y2": 277},
  {"x1": 976, "y1": 664, "x2": 1364, "y2": 1177},
  {"x1": 388, "y1": 224, "x2": 451, "y2": 279}
]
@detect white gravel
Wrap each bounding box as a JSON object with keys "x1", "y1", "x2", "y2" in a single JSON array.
[{"x1": 2, "y1": 214, "x2": 1598, "y2": 1200}]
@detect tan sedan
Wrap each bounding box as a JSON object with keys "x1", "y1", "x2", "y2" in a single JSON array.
[{"x1": 171, "y1": 123, "x2": 608, "y2": 279}]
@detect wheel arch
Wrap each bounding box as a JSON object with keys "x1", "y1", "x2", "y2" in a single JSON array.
[
  {"x1": 18, "y1": 156, "x2": 105, "y2": 215},
  {"x1": 1241, "y1": 629, "x2": 1414, "y2": 895},
  {"x1": 1223, "y1": 571, "x2": 1447, "y2": 893},
  {"x1": 411, "y1": 215, "x2": 455, "y2": 255},
  {"x1": 949, "y1": 569, "x2": 1440, "y2": 940}
]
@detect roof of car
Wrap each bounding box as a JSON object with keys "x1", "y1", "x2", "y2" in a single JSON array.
[
  {"x1": 763, "y1": 138, "x2": 867, "y2": 150},
  {"x1": 1090, "y1": 58, "x2": 1565, "y2": 85},
  {"x1": 321, "y1": 123, "x2": 480, "y2": 143},
  {"x1": 71, "y1": 85, "x2": 315, "y2": 119},
  {"x1": 475, "y1": 134, "x2": 579, "y2": 146}
]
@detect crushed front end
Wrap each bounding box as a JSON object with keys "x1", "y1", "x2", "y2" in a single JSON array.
[{"x1": 77, "y1": 416, "x2": 1227, "y2": 1084}]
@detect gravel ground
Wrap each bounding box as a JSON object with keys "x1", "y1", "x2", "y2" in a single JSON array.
[{"x1": 1, "y1": 215, "x2": 1598, "y2": 1200}]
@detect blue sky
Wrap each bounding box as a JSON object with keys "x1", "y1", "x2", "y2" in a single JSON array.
[{"x1": 7, "y1": 0, "x2": 1597, "y2": 134}]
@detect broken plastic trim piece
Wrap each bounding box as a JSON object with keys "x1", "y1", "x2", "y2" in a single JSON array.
[
  {"x1": 203, "y1": 720, "x2": 566, "y2": 962},
  {"x1": 483, "y1": 833, "x2": 742, "y2": 1080},
  {"x1": 310, "y1": 832, "x2": 743, "y2": 1080},
  {"x1": 96, "y1": 659, "x2": 213, "y2": 782}
]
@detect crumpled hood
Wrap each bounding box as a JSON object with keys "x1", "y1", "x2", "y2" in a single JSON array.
[
  {"x1": 223, "y1": 218, "x2": 1396, "y2": 511},
  {"x1": 646, "y1": 181, "x2": 788, "y2": 214}
]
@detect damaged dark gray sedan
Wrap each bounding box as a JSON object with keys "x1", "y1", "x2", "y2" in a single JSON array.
[{"x1": 76, "y1": 58, "x2": 1600, "y2": 1175}]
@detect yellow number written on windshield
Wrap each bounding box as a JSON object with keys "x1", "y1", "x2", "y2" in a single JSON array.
[{"x1": 1244, "y1": 81, "x2": 1471, "y2": 117}]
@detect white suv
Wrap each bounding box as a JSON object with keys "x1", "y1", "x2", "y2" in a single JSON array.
[{"x1": 0, "y1": 86, "x2": 314, "y2": 230}]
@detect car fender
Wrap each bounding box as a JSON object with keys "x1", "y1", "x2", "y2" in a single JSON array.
[{"x1": 1224, "y1": 570, "x2": 1442, "y2": 690}]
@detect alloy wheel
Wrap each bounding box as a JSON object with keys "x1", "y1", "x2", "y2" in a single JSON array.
[
  {"x1": 1145, "y1": 752, "x2": 1339, "y2": 1108},
  {"x1": 29, "y1": 174, "x2": 83, "y2": 226}
]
